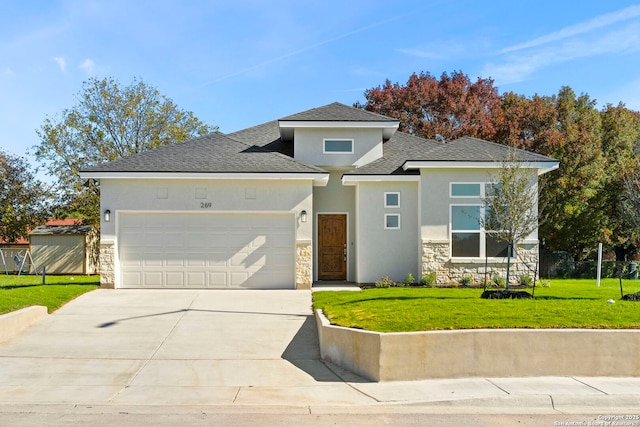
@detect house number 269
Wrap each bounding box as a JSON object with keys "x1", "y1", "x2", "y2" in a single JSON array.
[{"x1": 200, "y1": 202, "x2": 212, "y2": 208}]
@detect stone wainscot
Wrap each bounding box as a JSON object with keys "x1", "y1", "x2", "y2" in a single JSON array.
[{"x1": 422, "y1": 239, "x2": 539, "y2": 285}]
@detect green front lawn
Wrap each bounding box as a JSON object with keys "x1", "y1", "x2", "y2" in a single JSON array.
[
  {"x1": 312, "y1": 279, "x2": 640, "y2": 332},
  {"x1": 0, "y1": 275, "x2": 100, "y2": 315}
]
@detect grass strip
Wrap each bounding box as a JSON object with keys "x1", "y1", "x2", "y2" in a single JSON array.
[
  {"x1": 0, "y1": 275, "x2": 99, "y2": 314},
  {"x1": 312, "y1": 279, "x2": 640, "y2": 332}
]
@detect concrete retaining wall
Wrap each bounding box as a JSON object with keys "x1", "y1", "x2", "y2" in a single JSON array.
[
  {"x1": 315, "y1": 310, "x2": 640, "y2": 381},
  {"x1": 0, "y1": 306, "x2": 48, "y2": 343}
]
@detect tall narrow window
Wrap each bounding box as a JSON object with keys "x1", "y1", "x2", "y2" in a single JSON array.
[{"x1": 451, "y1": 205, "x2": 481, "y2": 257}]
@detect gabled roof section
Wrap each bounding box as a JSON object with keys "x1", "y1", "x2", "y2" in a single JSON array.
[
  {"x1": 81, "y1": 131, "x2": 327, "y2": 177},
  {"x1": 415, "y1": 136, "x2": 555, "y2": 163},
  {"x1": 344, "y1": 134, "x2": 559, "y2": 180},
  {"x1": 279, "y1": 102, "x2": 398, "y2": 122},
  {"x1": 278, "y1": 102, "x2": 399, "y2": 141}
]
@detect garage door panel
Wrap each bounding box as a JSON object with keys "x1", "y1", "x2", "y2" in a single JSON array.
[
  {"x1": 209, "y1": 272, "x2": 227, "y2": 287},
  {"x1": 165, "y1": 272, "x2": 184, "y2": 287},
  {"x1": 119, "y1": 213, "x2": 294, "y2": 289},
  {"x1": 144, "y1": 272, "x2": 164, "y2": 287}
]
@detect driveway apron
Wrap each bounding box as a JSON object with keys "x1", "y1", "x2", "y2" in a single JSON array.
[{"x1": 0, "y1": 289, "x2": 373, "y2": 406}]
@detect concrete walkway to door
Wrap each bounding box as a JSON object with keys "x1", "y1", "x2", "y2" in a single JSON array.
[{"x1": 0, "y1": 288, "x2": 639, "y2": 417}]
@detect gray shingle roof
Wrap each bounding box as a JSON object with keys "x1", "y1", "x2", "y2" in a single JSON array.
[
  {"x1": 82, "y1": 102, "x2": 557, "y2": 177},
  {"x1": 345, "y1": 135, "x2": 557, "y2": 175},
  {"x1": 418, "y1": 136, "x2": 556, "y2": 163},
  {"x1": 30, "y1": 225, "x2": 94, "y2": 235},
  {"x1": 83, "y1": 131, "x2": 326, "y2": 174},
  {"x1": 279, "y1": 102, "x2": 399, "y2": 122}
]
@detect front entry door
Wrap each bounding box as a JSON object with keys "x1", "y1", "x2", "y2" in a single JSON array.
[{"x1": 318, "y1": 214, "x2": 347, "y2": 281}]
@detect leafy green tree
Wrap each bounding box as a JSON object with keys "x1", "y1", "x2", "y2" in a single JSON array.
[
  {"x1": 599, "y1": 103, "x2": 640, "y2": 260},
  {"x1": 497, "y1": 87, "x2": 606, "y2": 261},
  {"x1": 34, "y1": 77, "x2": 214, "y2": 227},
  {"x1": 0, "y1": 150, "x2": 50, "y2": 243}
]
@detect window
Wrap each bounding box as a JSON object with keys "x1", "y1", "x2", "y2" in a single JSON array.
[
  {"x1": 451, "y1": 205, "x2": 481, "y2": 257},
  {"x1": 323, "y1": 139, "x2": 353, "y2": 153},
  {"x1": 451, "y1": 183, "x2": 481, "y2": 197},
  {"x1": 385, "y1": 214, "x2": 401, "y2": 229},
  {"x1": 450, "y1": 205, "x2": 513, "y2": 258},
  {"x1": 384, "y1": 192, "x2": 400, "y2": 208}
]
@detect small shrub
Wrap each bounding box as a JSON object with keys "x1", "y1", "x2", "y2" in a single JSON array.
[
  {"x1": 420, "y1": 272, "x2": 436, "y2": 287},
  {"x1": 375, "y1": 276, "x2": 395, "y2": 288},
  {"x1": 404, "y1": 273, "x2": 415, "y2": 286},
  {"x1": 540, "y1": 279, "x2": 551, "y2": 288},
  {"x1": 519, "y1": 274, "x2": 533, "y2": 287},
  {"x1": 459, "y1": 275, "x2": 474, "y2": 286},
  {"x1": 493, "y1": 275, "x2": 506, "y2": 288}
]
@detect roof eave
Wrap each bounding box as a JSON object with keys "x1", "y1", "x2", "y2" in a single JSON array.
[
  {"x1": 278, "y1": 120, "x2": 399, "y2": 141},
  {"x1": 402, "y1": 160, "x2": 560, "y2": 175},
  {"x1": 341, "y1": 174, "x2": 421, "y2": 186},
  {"x1": 80, "y1": 171, "x2": 330, "y2": 184}
]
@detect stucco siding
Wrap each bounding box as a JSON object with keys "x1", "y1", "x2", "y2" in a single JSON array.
[
  {"x1": 293, "y1": 128, "x2": 383, "y2": 168},
  {"x1": 355, "y1": 181, "x2": 419, "y2": 283}
]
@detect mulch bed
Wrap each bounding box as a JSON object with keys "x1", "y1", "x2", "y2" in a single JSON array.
[
  {"x1": 480, "y1": 290, "x2": 533, "y2": 299},
  {"x1": 621, "y1": 292, "x2": 640, "y2": 301}
]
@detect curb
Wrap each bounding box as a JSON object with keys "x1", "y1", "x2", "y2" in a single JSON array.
[{"x1": 0, "y1": 306, "x2": 48, "y2": 343}]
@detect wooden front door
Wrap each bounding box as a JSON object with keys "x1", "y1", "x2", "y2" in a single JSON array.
[{"x1": 318, "y1": 214, "x2": 347, "y2": 281}]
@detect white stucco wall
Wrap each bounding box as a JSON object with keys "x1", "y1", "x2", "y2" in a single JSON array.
[
  {"x1": 355, "y1": 181, "x2": 420, "y2": 283},
  {"x1": 99, "y1": 178, "x2": 314, "y2": 243},
  {"x1": 312, "y1": 170, "x2": 356, "y2": 281},
  {"x1": 293, "y1": 128, "x2": 383, "y2": 168}
]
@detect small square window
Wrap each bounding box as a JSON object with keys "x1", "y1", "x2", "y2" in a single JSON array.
[
  {"x1": 323, "y1": 139, "x2": 353, "y2": 153},
  {"x1": 385, "y1": 214, "x2": 401, "y2": 229},
  {"x1": 384, "y1": 192, "x2": 400, "y2": 207}
]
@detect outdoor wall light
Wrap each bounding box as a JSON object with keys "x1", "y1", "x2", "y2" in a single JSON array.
[
  {"x1": 300, "y1": 210, "x2": 307, "y2": 223},
  {"x1": 104, "y1": 209, "x2": 111, "y2": 222}
]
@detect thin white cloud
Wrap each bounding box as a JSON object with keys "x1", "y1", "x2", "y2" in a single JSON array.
[
  {"x1": 501, "y1": 4, "x2": 640, "y2": 53},
  {"x1": 53, "y1": 56, "x2": 66, "y2": 71},
  {"x1": 198, "y1": 15, "x2": 404, "y2": 87},
  {"x1": 396, "y1": 48, "x2": 441, "y2": 59},
  {"x1": 79, "y1": 58, "x2": 95, "y2": 74},
  {"x1": 485, "y1": 17, "x2": 640, "y2": 85}
]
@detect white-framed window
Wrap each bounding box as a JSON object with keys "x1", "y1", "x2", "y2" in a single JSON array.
[
  {"x1": 450, "y1": 204, "x2": 512, "y2": 258},
  {"x1": 323, "y1": 139, "x2": 354, "y2": 154},
  {"x1": 384, "y1": 192, "x2": 400, "y2": 208},
  {"x1": 384, "y1": 213, "x2": 401, "y2": 229},
  {"x1": 450, "y1": 183, "x2": 481, "y2": 197},
  {"x1": 450, "y1": 182, "x2": 500, "y2": 198}
]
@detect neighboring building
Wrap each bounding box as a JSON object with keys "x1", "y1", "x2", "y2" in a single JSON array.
[
  {"x1": 29, "y1": 220, "x2": 98, "y2": 275},
  {"x1": 81, "y1": 102, "x2": 558, "y2": 289}
]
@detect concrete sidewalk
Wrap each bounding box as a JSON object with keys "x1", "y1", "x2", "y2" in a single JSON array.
[{"x1": 0, "y1": 289, "x2": 638, "y2": 415}]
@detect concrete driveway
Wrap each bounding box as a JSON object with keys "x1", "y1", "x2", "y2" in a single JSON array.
[
  {"x1": 0, "y1": 289, "x2": 372, "y2": 406},
  {"x1": 1, "y1": 289, "x2": 639, "y2": 416}
]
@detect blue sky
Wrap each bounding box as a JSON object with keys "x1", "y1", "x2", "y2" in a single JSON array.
[{"x1": 2, "y1": 0, "x2": 640, "y2": 175}]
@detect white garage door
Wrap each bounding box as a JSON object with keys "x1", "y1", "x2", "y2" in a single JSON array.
[{"x1": 118, "y1": 213, "x2": 295, "y2": 289}]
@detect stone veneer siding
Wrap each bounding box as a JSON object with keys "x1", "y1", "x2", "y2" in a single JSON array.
[
  {"x1": 422, "y1": 240, "x2": 539, "y2": 285},
  {"x1": 99, "y1": 242, "x2": 115, "y2": 289},
  {"x1": 295, "y1": 241, "x2": 312, "y2": 290}
]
